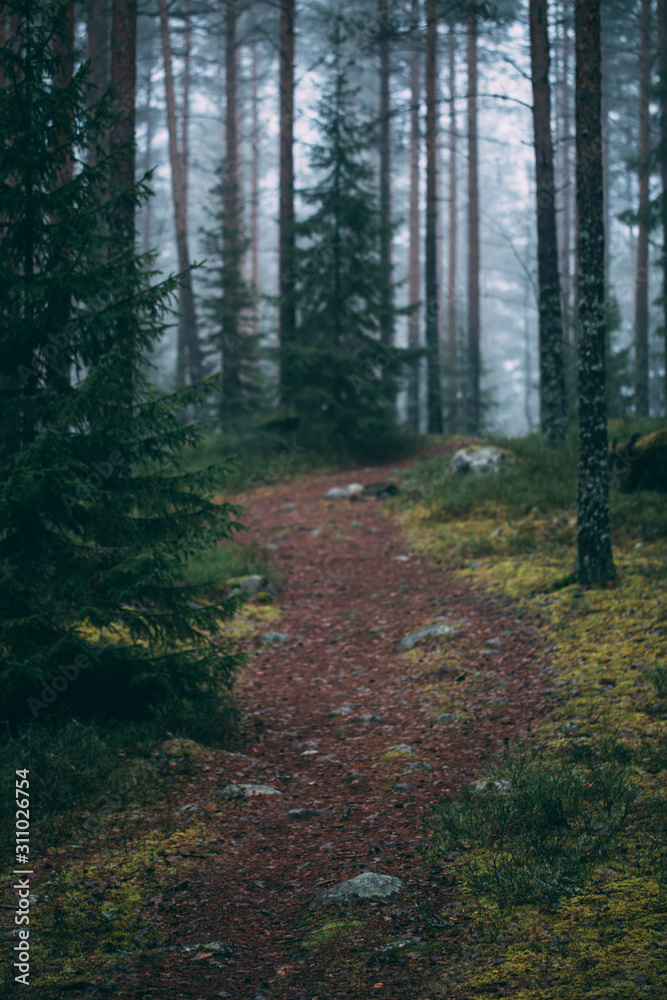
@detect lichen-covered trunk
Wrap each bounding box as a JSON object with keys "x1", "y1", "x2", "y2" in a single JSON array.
[
  {"x1": 406, "y1": 0, "x2": 421, "y2": 434},
  {"x1": 634, "y1": 0, "x2": 651, "y2": 416},
  {"x1": 446, "y1": 25, "x2": 458, "y2": 434},
  {"x1": 425, "y1": 0, "x2": 442, "y2": 433},
  {"x1": 278, "y1": 0, "x2": 296, "y2": 404},
  {"x1": 556, "y1": 4, "x2": 572, "y2": 348},
  {"x1": 529, "y1": 0, "x2": 567, "y2": 447},
  {"x1": 158, "y1": 0, "x2": 201, "y2": 387},
  {"x1": 466, "y1": 0, "x2": 480, "y2": 435},
  {"x1": 574, "y1": 0, "x2": 616, "y2": 586},
  {"x1": 659, "y1": 0, "x2": 667, "y2": 411},
  {"x1": 378, "y1": 0, "x2": 393, "y2": 350}
]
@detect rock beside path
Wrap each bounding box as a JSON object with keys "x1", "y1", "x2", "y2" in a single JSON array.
[
  {"x1": 396, "y1": 623, "x2": 457, "y2": 651},
  {"x1": 312, "y1": 871, "x2": 404, "y2": 907},
  {"x1": 261, "y1": 631, "x2": 289, "y2": 644},
  {"x1": 227, "y1": 575, "x2": 278, "y2": 601},
  {"x1": 218, "y1": 783, "x2": 281, "y2": 799},
  {"x1": 450, "y1": 446, "x2": 515, "y2": 475}
]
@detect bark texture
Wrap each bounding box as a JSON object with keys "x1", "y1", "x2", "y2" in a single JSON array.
[
  {"x1": 425, "y1": 0, "x2": 442, "y2": 433},
  {"x1": 86, "y1": 0, "x2": 110, "y2": 166},
  {"x1": 634, "y1": 0, "x2": 651, "y2": 416},
  {"x1": 278, "y1": 0, "x2": 296, "y2": 404},
  {"x1": 574, "y1": 0, "x2": 616, "y2": 585},
  {"x1": 378, "y1": 0, "x2": 393, "y2": 351},
  {"x1": 157, "y1": 0, "x2": 201, "y2": 386},
  {"x1": 407, "y1": 0, "x2": 421, "y2": 434},
  {"x1": 529, "y1": 0, "x2": 568, "y2": 446},
  {"x1": 466, "y1": 0, "x2": 480, "y2": 434}
]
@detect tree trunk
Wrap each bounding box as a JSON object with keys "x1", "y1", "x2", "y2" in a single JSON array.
[
  {"x1": 466, "y1": 0, "x2": 480, "y2": 434},
  {"x1": 378, "y1": 0, "x2": 393, "y2": 349},
  {"x1": 278, "y1": 0, "x2": 296, "y2": 404},
  {"x1": 556, "y1": 4, "x2": 572, "y2": 347},
  {"x1": 659, "y1": 0, "x2": 667, "y2": 412},
  {"x1": 634, "y1": 0, "x2": 651, "y2": 416},
  {"x1": 142, "y1": 60, "x2": 154, "y2": 253},
  {"x1": 221, "y1": 0, "x2": 242, "y2": 407},
  {"x1": 109, "y1": 0, "x2": 137, "y2": 245},
  {"x1": 86, "y1": 0, "x2": 110, "y2": 170},
  {"x1": 53, "y1": 1, "x2": 74, "y2": 187},
  {"x1": 250, "y1": 6, "x2": 260, "y2": 341},
  {"x1": 182, "y1": 0, "x2": 191, "y2": 240},
  {"x1": 157, "y1": 0, "x2": 201, "y2": 386},
  {"x1": 407, "y1": 0, "x2": 421, "y2": 433},
  {"x1": 446, "y1": 24, "x2": 458, "y2": 433},
  {"x1": 425, "y1": 0, "x2": 442, "y2": 433},
  {"x1": 574, "y1": 0, "x2": 616, "y2": 586},
  {"x1": 529, "y1": 0, "x2": 568, "y2": 447}
]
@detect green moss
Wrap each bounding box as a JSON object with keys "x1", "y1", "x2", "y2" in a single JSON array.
[{"x1": 302, "y1": 919, "x2": 363, "y2": 951}]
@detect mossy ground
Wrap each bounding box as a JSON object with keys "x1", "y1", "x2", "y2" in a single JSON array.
[{"x1": 396, "y1": 429, "x2": 667, "y2": 997}]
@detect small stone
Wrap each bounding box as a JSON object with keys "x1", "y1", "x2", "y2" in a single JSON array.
[
  {"x1": 324, "y1": 487, "x2": 349, "y2": 499},
  {"x1": 433, "y1": 713, "x2": 459, "y2": 725},
  {"x1": 391, "y1": 744, "x2": 415, "y2": 754},
  {"x1": 375, "y1": 939, "x2": 412, "y2": 953},
  {"x1": 218, "y1": 783, "x2": 281, "y2": 799},
  {"x1": 287, "y1": 808, "x2": 321, "y2": 820},
  {"x1": 450, "y1": 446, "x2": 515, "y2": 476},
  {"x1": 396, "y1": 624, "x2": 457, "y2": 651},
  {"x1": 406, "y1": 762, "x2": 434, "y2": 771},
  {"x1": 312, "y1": 871, "x2": 404, "y2": 906},
  {"x1": 176, "y1": 803, "x2": 203, "y2": 814},
  {"x1": 472, "y1": 778, "x2": 512, "y2": 793},
  {"x1": 261, "y1": 631, "x2": 289, "y2": 644},
  {"x1": 201, "y1": 941, "x2": 231, "y2": 956}
]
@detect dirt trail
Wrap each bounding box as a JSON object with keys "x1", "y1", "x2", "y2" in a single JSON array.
[{"x1": 126, "y1": 458, "x2": 551, "y2": 1000}]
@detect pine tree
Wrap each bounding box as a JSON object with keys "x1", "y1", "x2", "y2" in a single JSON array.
[
  {"x1": 0, "y1": 0, "x2": 243, "y2": 724},
  {"x1": 279, "y1": 24, "x2": 407, "y2": 459}
]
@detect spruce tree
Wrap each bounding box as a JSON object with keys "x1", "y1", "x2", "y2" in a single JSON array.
[
  {"x1": 201, "y1": 166, "x2": 258, "y2": 423},
  {"x1": 279, "y1": 23, "x2": 407, "y2": 459},
  {"x1": 0, "y1": 0, "x2": 243, "y2": 724}
]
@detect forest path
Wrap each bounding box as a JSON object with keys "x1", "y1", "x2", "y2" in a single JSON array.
[{"x1": 129, "y1": 452, "x2": 551, "y2": 1000}]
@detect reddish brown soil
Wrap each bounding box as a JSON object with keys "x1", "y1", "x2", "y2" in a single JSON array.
[{"x1": 122, "y1": 457, "x2": 551, "y2": 1000}]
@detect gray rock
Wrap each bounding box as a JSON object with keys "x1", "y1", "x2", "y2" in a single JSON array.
[
  {"x1": 228, "y1": 575, "x2": 278, "y2": 601},
  {"x1": 374, "y1": 939, "x2": 413, "y2": 953},
  {"x1": 351, "y1": 713, "x2": 384, "y2": 723},
  {"x1": 261, "y1": 630, "x2": 289, "y2": 644},
  {"x1": 287, "y1": 808, "x2": 321, "y2": 820},
  {"x1": 405, "y1": 761, "x2": 434, "y2": 771},
  {"x1": 324, "y1": 483, "x2": 364, "y2": 499},
  {"x1": 396, "y1": 624, "x2": 457, "y2": 651},
  {"x1": 450, "y1": 446, "x2": 515, "y2": 476},
  {"x1": 176, "y1": 803, "x2": 204, "y2": 814},
  {"x1": 312, "y1": 871, "x2": 404, "y2": 906},
  {"x1": 433, "y1": 713, "x2": 459, "y2": 725},
  {"x1": 218, "y1": 783, "x2": 281, "y2": 799},
  {"x1": 473, "y1": 778, "x2": 512, "y2": 794},
  {"x1": 391, "y1": 744, "x2": 415, "y2": 754}
]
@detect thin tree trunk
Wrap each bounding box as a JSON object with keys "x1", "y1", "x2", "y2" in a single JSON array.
[
  {"x1": 529, "y1": 0, "x2": 567, "y2": 447},
  {"x1": 557, "y1": 4, "x2": 572, "y2": 346},
  {"x1": 378, "y1": 0, "x2": 393, "y2": 349},
  {"x1": 143, "y1": 60, "x2": 154, "y2": 253},
  {"x1": 425, "y1": 0, "x2": 442, "y2": 433},
  {"x1": 466, "y1": 0, "x2": 480, "y2": 434},
  {"x1": 659, "y1": 0, "x2": 667, "y2": 412},
  {"x1": 574, "y1": 0, "x2": 615, "y2": 585},
  {"x1": 446, "y1": 25, "x2": 458, "y2": 433},
  {"x1": 278, "y1": 0, "x2": 296, "y2": 404},
  {"x1": 634, "y1": 0, "x2": 651, "y2": 416},
  {"x1": 407, "y1": 0, "x2": 421, "y2": 433},
  {"x1": 250, "y1": 7, "x2": 260, "y2": 341},
  {"x1": 110, "y1": 0, "x2": 137, "y2": 245},
  {"x1": 221, "y1": 0, "x2": 242, "y2": 408},
  {"x1": 182, "y1": 0, "x2": 191, "y2": 239},
  {"x1": 158, "y1": 0, "x2": 201, "y2": 386}
]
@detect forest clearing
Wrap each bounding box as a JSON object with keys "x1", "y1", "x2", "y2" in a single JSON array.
[{"x1": 1, "y1": 0, "x2": 667, "y2": 997}]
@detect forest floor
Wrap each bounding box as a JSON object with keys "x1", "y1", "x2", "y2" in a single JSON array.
[{"x1": 13, "y1": 439, "x2": 667, "y2": 1000}]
